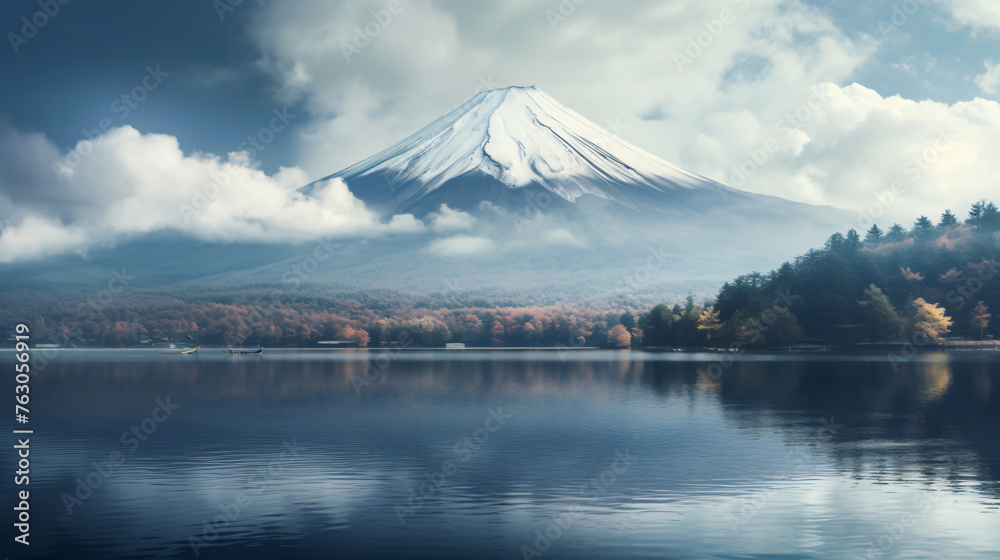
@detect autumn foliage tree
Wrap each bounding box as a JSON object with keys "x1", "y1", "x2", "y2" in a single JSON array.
[
  {"x1": 606, "y1": 324, "x2": 631, "y2": 348},
  {"x1": 695, "y1": 306, "x2": 723, "y2": 340},
  {"x1": 908, "y1": 298, "x2": 954, "y2": 343},
  {"x1": 971, "y1": 301, "x2": 991, "y2": 340}
]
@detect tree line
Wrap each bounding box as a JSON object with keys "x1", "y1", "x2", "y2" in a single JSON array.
[
  {"x1": 638, "y1": 200, "x2": 998, "y2": 347},
  {"x1": 4, "y1": 200, "x2": 996, "y2": 348}
]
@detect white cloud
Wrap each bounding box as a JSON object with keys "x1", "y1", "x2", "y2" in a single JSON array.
[
  {"x1": 975, "y1": 59, "x2": 1000, "y2": 94},
  {"x1": 427, "y1": 204, "x2": 476, "y2": 233},
  {"x1": 0, "y1": 125, "x2": 421, "y2": 263},
  {"x1": 427, "y1": 235, "x2": 495, "y2": 257},
  {"x1": 685, "y1": 81, "x2": 1000, "y2": 225},
  {"x1": 935, "y1": 0, "x2": 1000, "y2": 31},
  {"x1": 252, "y1": 0, "x2": 872, "y2": 172},
  {"x1": 10, "y1": 0, "x2": 1000, "y2": 266},
  {"x1": 251, "y1": 0, "x2": 924, "y2": 217},
  {"x1": 0, "y1": 215, "x2": 90, "y2": 263}
]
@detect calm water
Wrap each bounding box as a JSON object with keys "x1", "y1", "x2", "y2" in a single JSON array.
[{"x1": 3, "y1": 349, "x2": 999, "y2": 559}]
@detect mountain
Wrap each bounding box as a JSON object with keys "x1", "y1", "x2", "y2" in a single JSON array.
[
  {"x1": 293, "y1": 85, "x2": 850, "y2": 299},
  {"x1": 303, "y1": 85, "x2": 749, "y2": 216},
  {"x1": 1, "y1": 87, "x2": 851, "y2": 304}
]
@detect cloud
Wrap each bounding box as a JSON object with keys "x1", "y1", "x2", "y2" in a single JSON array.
[
  {"x1": 684, "y1": 81, "x2": 1000, "y2": 225},
  {"x1": 0, "y1": 125, "x2": 421, "y2": 263},
  {"x1": 935, "y1": 0, "x2": 1000, "y2": 32},
  {"x1": 427, "y1": 235, "x2": 495, "y2": 257},
  {"x1": 427, "y1": 204, "x2": 476, "y2": 233},
  {"x1": 0, "y1": 215, "x2": 90, "y2": 263},
  {"x1": 975, "y1": 59, "x2": 1000, "y2": 95},
  {"x1": 250, "y1": 0, "x2": 926, "y2": 216},
  {"x1": 9, "y1": 0, "x2": 1000, "y2": 266}
]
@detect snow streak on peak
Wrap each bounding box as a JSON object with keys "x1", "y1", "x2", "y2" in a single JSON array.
[{"x1": 333, "y1": 86, "x2": 720, "y2": 205}]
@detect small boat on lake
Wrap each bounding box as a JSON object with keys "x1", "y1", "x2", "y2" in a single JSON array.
[
  {"x1": 226, "y1": 347, "x2": 263, "y2": 355},
  {"x1": 162, "y1": 346, "x2": 199, "y2": 355}
]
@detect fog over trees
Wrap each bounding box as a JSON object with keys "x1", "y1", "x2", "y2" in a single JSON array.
[{"x1": 4, "y1": 201, "x2": 997, "y2": 349}]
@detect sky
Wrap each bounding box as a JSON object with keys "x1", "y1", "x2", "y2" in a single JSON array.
[{"x1": 2, "y1": 0, "x2": 1000, "y2": 262}]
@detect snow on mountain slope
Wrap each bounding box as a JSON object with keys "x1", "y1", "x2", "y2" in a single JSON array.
[{"x1": 307, "y1": 86, "x2": 732, "y2": 211}]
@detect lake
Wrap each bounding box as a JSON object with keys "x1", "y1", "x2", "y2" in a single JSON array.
[{"x1": 3, "y1": 349, "x2": 999, "y2": 559}]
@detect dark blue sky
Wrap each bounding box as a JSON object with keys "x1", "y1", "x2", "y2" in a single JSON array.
[{"x1": 2, "y1": 0, "x2": 300, "y2": 172}]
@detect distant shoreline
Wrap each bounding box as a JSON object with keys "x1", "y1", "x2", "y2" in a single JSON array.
[{"x1": 5, "y1": 344, "x2": 999, "y2": 353}]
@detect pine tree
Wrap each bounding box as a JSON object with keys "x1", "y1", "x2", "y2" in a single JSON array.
[
  {"x1": 983, "y1": 201, "x2": 1000, "y2": 232},
  {"x1": 939, "y1": 209, "x2": 958, "y2": 227},
  {"x1": 912, "y1": 216, "x2": 935, "y2": 237},
  {"x1": 967, "y1": 200, "x2": 1000, "y2": 231},
  {"x1": 865, "y1": 224, "x2": 884, "y2": 243},
  {"x1": 886, "y1": 223, "x2": 906, "y2": 241},
  {"x1": 967, "y1": 200, "x2": 986, "y2": 228}
]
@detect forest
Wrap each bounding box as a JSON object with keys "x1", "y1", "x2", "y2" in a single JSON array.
[{"x1": 3, "y1": 201, "x2": 997, "y2": 349}]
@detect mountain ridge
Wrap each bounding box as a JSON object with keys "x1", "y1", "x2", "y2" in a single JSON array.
[{"x1": 303, "y1": 85, "x2": 751, "y2": 215}]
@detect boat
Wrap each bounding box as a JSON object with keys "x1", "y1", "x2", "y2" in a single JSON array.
[
  {"x1": 162, "y1": 346, "x2": 199, "y2": 355},
  {"x1": 226, "y1": 347, "x2": 263, "y2": 355}
]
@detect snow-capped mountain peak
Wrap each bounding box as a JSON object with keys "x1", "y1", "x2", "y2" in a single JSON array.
[{"x1": 313, "y1": 86, "x2": 727, "y2": 211}]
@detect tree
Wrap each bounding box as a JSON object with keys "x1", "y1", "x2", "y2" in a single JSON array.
[
  {"x1": 628, "y1": 327, "x2": 644, "y2": 346},
  {"x1": 967, "y1": 199, "x2": 986, "y2": 227},
  {"x1": 886, "y1": 223, "x2": 906, "y2": 241},
  {"x1": 984, "y1": 201, "x2": 1000, "y2": 231},
  {"x1": 845, "y1": 229, "x2": 861, "y2": 253},
  {"x1": 825, "y1": 232, "x2": 846, "y2": 252},
  {"x1": 939, "y1": 209, "x2": 958, "y2": 228},
  {"x1": 971, "y1": 301, "x2": 991, "y2": 340},
  {"x1": 728, "y1": 310, "x2": 765, "y2": 346},
  {"x1": 967, "y1": 200, "x2": 1000, "y2": 231},
  {"x1": 607, "y1": 324, "x2": 631, "y2": 348},
  {"x1": 908, "y1": 298, "x2": 953, "y2": 343},
  {"x1": 639, "y1": 303, "x2": 676, "y2": 346},
  {"x1": 912, "y1": 216, "x2": 935, "y2": 237},
  {"x1": 402, "y1": 316, "x2": 451, "y2": 347},
  {"x1": 695, "y1": 306, "x2": 723, "y2": 340},
  {"x1": 684, "y1": 294, "x2": 695, "y2": 317},
  {"x1": 489, "y1": 321, "x2": 505, "y2": 345},
  {"x1": 857, "y1": 285, "x2": 902, "y2": 342},
  {"x1": 865, "y1": 224, "x2": 884, "y2": 243},
  {"x1": 768, "y1": 311, "x2": 802, "y2": 346},
  {"x1": 619, "y1": 311, "x2": 636, "y2": 329}
]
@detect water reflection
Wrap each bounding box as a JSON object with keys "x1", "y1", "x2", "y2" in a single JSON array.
[{"x1": 2, "y1": 350, "x2": 997, "y2": 559}]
